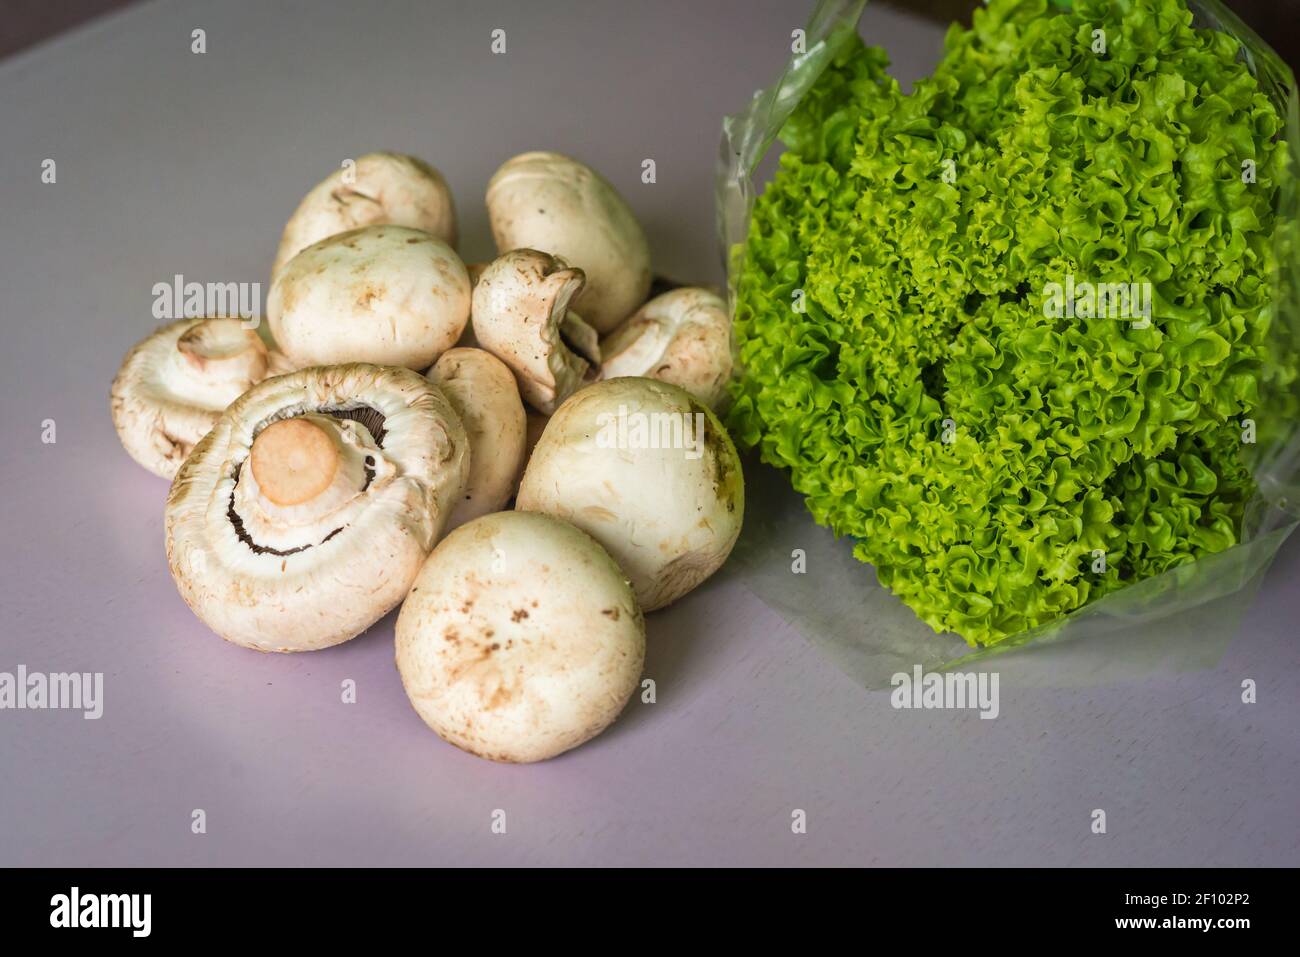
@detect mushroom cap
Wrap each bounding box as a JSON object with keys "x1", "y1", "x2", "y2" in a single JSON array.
[
  {"x1": 471, "y1": 249, "x2": 591, "y2": 415},
  {"x1": 395, "y1": 510, "x2": 645, "y2": 763},
  {"x1": 599, "y1": 287, "x2": 733, "y2": 413},
  {"x1": 267, "y1": 225, "x2": 470, "y2": 371},
  {"x1": 486, "y1": 151, "x2": 650, "y2": 334},
  {"x1": 166, "y1": 363, "x2": 469, "y2": 652},
  {"x1": 110, "y1": 317, "x2": 291, "y2": 479},
  {"x1": 427, "y1": 347, "x2": 527, "y2": 530},
  {"x1": 272, "y1": 151, "x2": 457, "y2": 278},
  {"x1": 516, "y1": 377, "x2": 744, "y2": 612}
]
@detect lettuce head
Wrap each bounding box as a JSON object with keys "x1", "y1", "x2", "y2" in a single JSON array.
[{"x1": 729, "y1": 0, "x2": 1290, "y2": 644}]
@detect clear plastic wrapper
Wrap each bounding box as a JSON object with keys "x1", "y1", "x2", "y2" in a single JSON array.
[{"x1": 717, "y1": 0, "x2": 1300, "y2": 687}]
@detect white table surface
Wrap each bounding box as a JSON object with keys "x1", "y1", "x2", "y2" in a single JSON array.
[{"x1": 1, "y1": 0, "x2": 1297, "y2": 866}]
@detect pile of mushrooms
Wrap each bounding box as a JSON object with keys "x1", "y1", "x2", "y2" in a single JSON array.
[{"x1": 112, "y1": 149, "x2": 743, "y2": 763}]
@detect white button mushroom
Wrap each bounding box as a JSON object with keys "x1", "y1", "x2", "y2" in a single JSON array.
[
  {"x1": 111, "y1": 317, "x2": 294, "y2": 479},
  {"x1": 486, "y1": 151, "x2": 651, "y2": 334},
  {"x1": 166, "y1": 364, "x2": 470, "y2": 652},
  {"x1": 516, "y1": 377, "x2": 744, "y2": 612},
  {"x1": 395, "y1": 510, "x2": 645, "y2": 763},
  {"x1": 427, "y1": 347, "x2": 527, "y2": 530},
  {"x1": 470, "y1": 249, "x2": 600, "y2": 415},
  {"x1": 267, "y1": 224, "x2": 471, "y2": 371},
  {"x1": 272, "y1": 151, "x2": 457, "y2": 279},
  {"x1": 599, "y1": 287, "x2": 733, "y2": 413}
]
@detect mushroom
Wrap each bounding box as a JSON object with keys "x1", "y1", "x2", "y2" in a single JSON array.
[
  {"x1": 427, "y1": 347, "x2": 526, "y2": 530},
  {"x1": 486, "y1": 151, "x2": 650, "y2": 334},
  {"x1": 267, "y1": 225, "x2": 470, "y2": 371},
  {"x1": 166, "y1": 363, "x2": 469, "y2": 652},
  {"x1": 395, "y1": 510, "x2": 645, "y2": 763},
  {"x1": 599, "y1": 288, "x2": 733, "y2": 412},
  {"x1": 111, "y1": 317, "x2": 294, "y2": 479},
  {"x1": 516, "y1": 377, "x2": 744, "y2": 612},
  {"x1": 471, "y1": 249, "x2": 600, "y2": 414},
  {"x1": 272, "y1": 151, "x2": 457, "y2": 279}
]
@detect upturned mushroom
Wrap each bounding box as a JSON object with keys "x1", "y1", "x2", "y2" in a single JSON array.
[
  {"x1": 427, "y1": 348, "x2": 526, "y2": 530},
  {"x1": 272, "y1": 151, "x2": 457, "y2": 278},
  {"x1": 395, "y1": 510, "x2": 645, "y2": 763},
  {"x1": 471, "y1": 249, "x2": 600, "y2": 415},
  {"x1": 599, "y1": 288, "x2": 733, "y2": 412},
  {"x1": 486, "y1": 151, "x2": 650, "y2": 334},
  {"x1": 166, "y1": 364, "x2": 469, "y2": 652},
  {"x1": 267, "y1": 225, "x2": 470, "y2": 371},
  {"x1": 516, "y1": 377, "x2": 744, "y2": 612},
  {"x1": 111, "y1": 317, "x2": 294, "y2": 479}
]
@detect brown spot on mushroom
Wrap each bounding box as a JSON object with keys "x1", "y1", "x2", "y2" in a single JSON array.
[
  {"x1": 485, "y1": 682, "x2": 516, "y2": 710},
  {"x1": 602, "y1": 607, "x2": 620, "y2": 620}
]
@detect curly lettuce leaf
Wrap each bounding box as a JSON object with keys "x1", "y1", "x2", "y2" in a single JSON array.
[{"x1": 730, "y1": 0, "x2": 1288, "y2": 645}]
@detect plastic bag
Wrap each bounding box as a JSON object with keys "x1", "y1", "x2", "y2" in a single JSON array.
[{"x1": 716, "y1": 0, "x2": 1300, "y2": 688}]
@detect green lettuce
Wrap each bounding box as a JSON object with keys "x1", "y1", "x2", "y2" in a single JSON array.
[{"x1": 729, "y1": 0, "x2": 1289, "y2": 644}]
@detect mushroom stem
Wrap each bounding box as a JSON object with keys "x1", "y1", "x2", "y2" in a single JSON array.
[
  {"x1": 559, "y1": 310, "x2": 601, "y2": 365},
  {"x1": 165, "y1": 319, "x2": 271, "y2": 408},
  {"x1": 177, "y1": 318, "x2": 266, "y2": 371},
  {"x1": 235, "y1": 413, "x2": 389, "y2": 551},
  {"x1": 250, "y1": 417, "x2": 342, "y2": 507}
]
